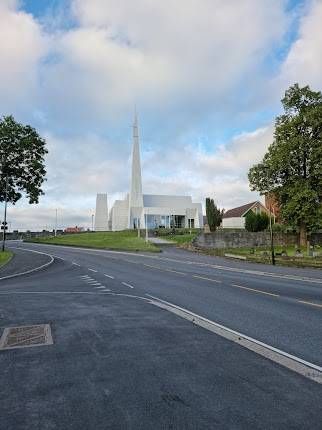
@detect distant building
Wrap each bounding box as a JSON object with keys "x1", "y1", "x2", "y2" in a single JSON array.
[
  {"x1": 222, "y1": 201, "x2": 270, "y2": 229},
  {"x1": 96, "y1": 114, "x2": 203, "y2": 231},
  {"x1": 95, "y1": 194, "x2": 109, "y2": 231},
  {"x1": 64, "y1": 226, "x2": 84, "y2": 233}
]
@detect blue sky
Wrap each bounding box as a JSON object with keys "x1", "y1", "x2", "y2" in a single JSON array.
[{"x1": 1, "y1": 0, "x2": 322, "y2": 230}]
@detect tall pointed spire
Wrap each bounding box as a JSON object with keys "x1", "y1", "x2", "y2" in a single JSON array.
[{"x1": 129, "y1": 110, "x2": 143, "y2": 209}]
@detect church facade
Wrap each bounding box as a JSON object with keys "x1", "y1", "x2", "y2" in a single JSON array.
[{"x1": 95, "y1": 115, "x2": 203, "y2": 231}]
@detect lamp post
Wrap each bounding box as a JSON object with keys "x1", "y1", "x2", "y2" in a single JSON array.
[
  {"x1": 145, "y1": 213, "x2": 148, "y2": 243},
  {"x1": 1, "y1": 176, "x2": 9, "y2": 252},
  {"x1": 91, "y1": 214, "x2": 94, "y2": 232},
  {"x1": 54, "y1": 208, "x2": 58, "y2": 237},
  {"x1": 268, "y1": 193, "x2": 275, "y2": 266}
]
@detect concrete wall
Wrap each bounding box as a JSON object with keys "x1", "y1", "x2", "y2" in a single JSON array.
[{"x1": 193, "y1": 231, "x2": 299, "y2": 249}]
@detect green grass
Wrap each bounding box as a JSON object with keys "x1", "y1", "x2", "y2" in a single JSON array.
[
  {"x1": 26, "y1": 231, "x2": 160, "y2": 253},
  {"x1": 0, "y1": 250, "x2": 13, "y2": 268},
  {"x1": 167, "y1": 233, "x2": 197, "y2": 244},
  {"x1": 198, "y1": 245, "x2": 322, "y2": 268}
]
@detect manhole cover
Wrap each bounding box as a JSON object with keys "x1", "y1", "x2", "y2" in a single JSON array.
[{"x1": 0, "y1": 324, "x2": 53, "y2": 350}]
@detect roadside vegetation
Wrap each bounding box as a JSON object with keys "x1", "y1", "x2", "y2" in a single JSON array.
[
  {"x1": 0, "y1": 251, "x2": 13, "y2": 268},
  {"x1": 152, "y1": 228, "x2": 200, "y2": 245},
  {"x1": 26, "y1": 231, "x2": 160, "y2": 253},
  {"x1": 198, "y1": 245, "x2": 322, "y2": 268}
]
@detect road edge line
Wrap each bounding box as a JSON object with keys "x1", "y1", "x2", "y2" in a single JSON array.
[
  {"x1": 147, "y1": 294, "x2": 322, "y2": 384},
  {"x1": 0, "y1": 248, "x2": 55, "y2": 282}
]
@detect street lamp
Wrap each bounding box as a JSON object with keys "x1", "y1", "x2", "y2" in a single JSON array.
[
  {"x1": 1, "y1": 176, "x2": 9, "y2": 252},
  {"x1": 264, "y1": 167, "x2": 275, "y2": 266},
  {"x1": 91, "y1": 214, "x2": 94, "y2": 232},
  {"x1": 54, "y1": 208, "x2": 58, "y2": 237}
]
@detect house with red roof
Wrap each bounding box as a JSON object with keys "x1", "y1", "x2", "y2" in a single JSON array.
[{"x1": 222, "y1": 201, "x2": 270, "y2": 229}]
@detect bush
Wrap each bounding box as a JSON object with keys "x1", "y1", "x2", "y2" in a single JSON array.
[{"x1": 245, "y1": 211, "x2": 269, "y2": 232}]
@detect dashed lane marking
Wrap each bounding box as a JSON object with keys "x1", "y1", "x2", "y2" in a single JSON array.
[
  {"x1": 72, "y1": 262, "x2": 80, "y2": 266},
  {"x1": 94, "y1": 286, "x2": 106, "y2": 289},
  {"x1": 88, "y1": 269, "x2": 98, "y2": 272},
  {"x1": 104, "y1": 274, "x2": 115, "y2": 279},
  {"x1": 143, "y1": 263, "x2": 186, "y2": 276},
  {"x1": 193, "y1": 275, "x2": 222, "y2": 283},
  {"x1": 297, "y1": 300, "x2": 322, "y2": 309},
  {"x1": 89, "y1": 283, "x2": 102, "y2": 286},
  {"x1": 231, "y1": 284, "x2": 279, "y2": 297},
  {"x1": 122, "y1": 282, "x2": 134, "y2": 289}
]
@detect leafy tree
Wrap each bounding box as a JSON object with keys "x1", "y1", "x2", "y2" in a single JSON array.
[
  {"x1": 245, "y1": 210, "x2": 257, "y2": 232},
  {"x1": 257, "y1": 212, "x2": 269, "y2": 231},
  {"x1": 245, "y1": 211, "x2": 269, "y2": 232},
  {"x1": 0, "y1": 116, "x2": 47, "y2": 204},
  {"x1": 206, "y1": 197, "x2": 224, "y2": 231},
  {"x1": 248, "y1": 84, "x2": 322, "y2": 245}
]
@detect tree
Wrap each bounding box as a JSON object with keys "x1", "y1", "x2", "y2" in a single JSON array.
[
  {"x1": 245, "y1": 211, "x2": 257, "y2": 232},
  {"x1": 244, "y1": 211, "x2": 268, "y2": 232},
  {"x1": 248, "y1": 84, "x2": 322, "y2": 245},
  {"x1": 205, "y1": 197, "x2": 224, "y2": 232},
  {"x1": 0, "y1": 116, "x2": 47, "y2": 204}
]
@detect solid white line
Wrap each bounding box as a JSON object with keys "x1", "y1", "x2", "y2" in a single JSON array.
[
  {"x1": 104, "y1": 274, "x2": 114, "y2": 279},
  {"x1": 122, "y1": 282, "x2": 134, "y2": 289},
  {"x1": 0, "y1": 248, "x2": 54, "y2": 282},
  {"x1": 88, "y1": 268, "x2": 98, "y2": 272},
  {"x1": 146, "y1": 294, "x2": 322, "y2": 373}
]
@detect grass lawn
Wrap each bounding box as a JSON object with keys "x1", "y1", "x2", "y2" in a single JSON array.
[
  {"x1": 26, "y1": 231, "x2": 160, "y2": 253},
  {"x1": 199, "y1": 245, "x2": 322, "y2": 268},
  {"x1": 167, "y1": 233, "x2": 198, "y2": 245},
  {"x1": 0, "y1": 251, "x2": 13, "y2": 268}
]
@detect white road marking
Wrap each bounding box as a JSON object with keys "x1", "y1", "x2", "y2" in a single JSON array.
[
  {"x1": 90, "y1": 283, "x2": 102, "y2": 286},
  {"x1": 72, "y1": 262, "x2": 80, "y2": 266},
  {"x1": 80, "y1": 275, "x2": 90, "y2": 278},
  {"x1": 25, "y1": 242, "x2": 322, "y2": 285},
  {"x1": 146, "y1": 294, "x2": 322, "y2": 383},
  {"x1": 231, "y1": 284, "x2": 279, "y2": 297},
  {"x1": 0, "y1": 248, "x2": 55, "y2": 282},
  {"x1": 193, "y1": 275, "x2": 222, "y2": 283},
  {"x1": 298, "y1": 300, "x2": 322, "y2": 309},
  {"x1": 94, "y1": 286, "x2": 106, "y2": 289},
  {"x1": 88, "y1": 269, "x2": 98, "y2": 272},
  {"x1": 122, "y1": 282, "x2": 134, "y2": 289},
  {"x1": 104, "y1": 274, "x2": 115, "y2": 279}
]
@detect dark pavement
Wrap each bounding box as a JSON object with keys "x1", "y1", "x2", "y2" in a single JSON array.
[{"x1": 0, "y1": 242, "x2": 322, "y2": 429}]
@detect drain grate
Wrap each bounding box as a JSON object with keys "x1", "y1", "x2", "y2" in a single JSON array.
[{"x1": 0, "y1": 324, "x2": 53, "y2": 350}]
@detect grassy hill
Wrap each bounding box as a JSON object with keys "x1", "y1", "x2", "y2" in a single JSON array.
[{"x1": 26, "y1": 231, "x2": 160, "y2": 253}]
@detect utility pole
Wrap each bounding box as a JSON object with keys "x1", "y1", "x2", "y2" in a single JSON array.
[
  {"x1": 55, "y1": 208, "x2": 58, "y2": 237},
  {"x1": 268, "y1": 194, "x2": 275, "y2": 266},
  {"x1": 2, "y1": 176, "x2": 9, "y2": 252},
  {"x1": 145, "y1": 213, "x2": 148, "y2": 243}
]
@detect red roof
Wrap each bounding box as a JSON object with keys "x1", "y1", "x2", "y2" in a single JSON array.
[{"x1": 223, "y1": 201, "x2": 258, "y2": 218}]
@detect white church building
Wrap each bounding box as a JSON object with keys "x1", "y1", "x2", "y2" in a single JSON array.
[{"x1": 95, "y1": 115, "x2": 203, "y2": 232}]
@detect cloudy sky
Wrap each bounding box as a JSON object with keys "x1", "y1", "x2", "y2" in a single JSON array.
[{"x1": 1, "y1": 0, "x2": 322, "y2": 230}]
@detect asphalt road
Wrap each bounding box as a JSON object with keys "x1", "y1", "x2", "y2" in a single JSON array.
[{"x1": 0, "y1": 241, "x2": 322, "y2": 429}]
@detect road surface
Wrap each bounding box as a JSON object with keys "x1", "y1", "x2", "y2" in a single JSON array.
[{"x1": 0, "y1": 241, "x2": 321, "y2": 429}]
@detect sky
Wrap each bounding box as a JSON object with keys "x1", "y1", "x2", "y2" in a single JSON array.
[{"x1": 1, "y1": 0, "x2": 322, "y2": 231}]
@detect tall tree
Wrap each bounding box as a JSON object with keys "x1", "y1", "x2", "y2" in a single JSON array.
[
  {"x1": 248, "y1": 84, "x2": 322, "y2": 245},
  {"x1": 0, "y1": 116, "x2": 47, "y2": 204},
  {"x1": 206, "y1": 197, "x2": 224, "y2": 232}
]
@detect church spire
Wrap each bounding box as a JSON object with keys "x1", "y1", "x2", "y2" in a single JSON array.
[{"x1": 129, "y1": 110, "x2": 143, "y2": 209}]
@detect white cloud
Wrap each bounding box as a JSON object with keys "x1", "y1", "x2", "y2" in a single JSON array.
[
  {"x1": 281, "y1": 0, "x2": 322, "y2": 89},
  {"x1": 0, "y1": 0, "x2": 47, "y2": 114}
]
